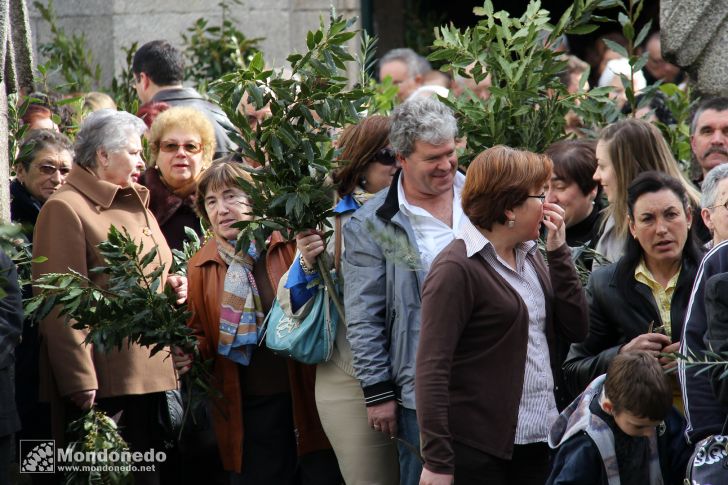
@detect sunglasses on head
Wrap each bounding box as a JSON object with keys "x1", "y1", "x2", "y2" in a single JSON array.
[
  {"x1": 373, "y1": 147, "x2": 397, "y2": 166},
  {"x1": 158, "y1": 141, "x2": 203, "y2": 154}
]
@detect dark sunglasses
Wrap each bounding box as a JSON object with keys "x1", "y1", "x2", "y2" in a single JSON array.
[
  {"x1": 372, "y1": 147, "x2": 398, "y2": 166},
  {"x1": 158, "y1": 141, "x2": 203, "y2": 154},
  {"x1": 36, "y1": 164, "x2": 71, "y2": 176}
]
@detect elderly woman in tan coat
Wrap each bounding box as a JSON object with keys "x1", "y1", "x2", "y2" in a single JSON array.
[{"x1": 32, "y1": 109, "x2": 183, "y2": 485}]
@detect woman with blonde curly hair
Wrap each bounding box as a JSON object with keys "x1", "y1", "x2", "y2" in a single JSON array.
[{"x1": 142, "y1": 105, "x2": 216, "y2": 249}]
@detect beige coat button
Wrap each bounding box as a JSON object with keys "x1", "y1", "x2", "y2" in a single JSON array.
[{"x1": 143, "y1": 227, "x2": 152, "y2": 236}]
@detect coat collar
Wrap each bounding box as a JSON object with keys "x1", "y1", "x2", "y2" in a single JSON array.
[
  {"x1": 192, "y1": 238, "x2": 225, "y2": 268},
  {"x1": 376, "y1": 169, "x2": 402, "y2": 221},
  {"x1": 192, "y1": 232, "x2": 289, "y2": 268},
  {"x1": 375, "y1": 167, "x2": 467, "y2": 221},
  {"x1": 64, "y1": 166, "x2": 150, "y2": 209}
]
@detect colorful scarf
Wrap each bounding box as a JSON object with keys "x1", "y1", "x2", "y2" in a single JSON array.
[{"x1": 216, "y1": 239, "x2": 264, "y2": 365}]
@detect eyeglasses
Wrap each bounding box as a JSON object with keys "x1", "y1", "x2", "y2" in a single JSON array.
[
  {"x1": 709, "y1": 199, "x2": 728, "y2": 211},
  {"x1": 527, "y1": 194, "x2": 547, "y2": 203},
  {"x1": 35, "y1": 164, "x2": 71, "y2": 176},
  {"x1": 372, "y1": 147, "x2": 398, "y2": 166},
  {"x1": 158, "y1": 141, "x2": 203, "y2": 154}
]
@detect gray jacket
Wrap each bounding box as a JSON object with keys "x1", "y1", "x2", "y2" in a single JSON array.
[{"x1": 342, "y1": 173, "x2": 429, "y2": 410}]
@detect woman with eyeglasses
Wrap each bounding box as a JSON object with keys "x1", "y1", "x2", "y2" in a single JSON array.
[
  {"x1": 416, "y1": 146, "x2": 587, "y2": 485},
  {"x1": 563, "y1": 172, "x2": 702, "y2": 405},
  {"x1": 142, "y1": 106, "x2": 215, "y2": 250},
  {"x1": 11, "y1": 129, "x2": 73, "y2": 237},
  {"x1": 172, "y1": 159, "x2": 340, "y2": 484},
  {"x1": 277, "y1": 115, "x2": 401, "y2": 485},
  {"x1": 11, "y1": 129, "x2": 73, "y2": 462}
]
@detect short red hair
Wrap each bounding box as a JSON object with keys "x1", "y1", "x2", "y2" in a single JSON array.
[{"x1": 462, "y1": 145, "x2": 553, "y2": 230}]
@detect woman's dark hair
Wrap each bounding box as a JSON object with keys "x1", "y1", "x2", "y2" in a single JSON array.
[
  {"x1": 332, "y1": 115, "x2": 391, "y2": 197},
  {"x1": 616, "y1": 171, "x2": 702, "y2": 283},
  {"x1": 545, "y1": 139, "x2": 600, "y2": 197},
  {"x1": 16, "y1": 129, "x2": 73, "y2": 170},
  {"x1": 194, "y1": 159, "x2": 254, "y2": 225}
]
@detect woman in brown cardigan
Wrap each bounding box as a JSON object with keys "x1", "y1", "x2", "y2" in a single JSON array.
[
  {"x1": 32, "y1": 110, "x2": 184, "y2": 485},
  {"x1": 415, "y1": 146, "x2": 588, "y2": 485},
  {"x1": 173, "y1": 160, "x2": 340, "y2": 484}
]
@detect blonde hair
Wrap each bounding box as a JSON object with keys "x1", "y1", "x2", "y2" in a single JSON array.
[
  {"x1": 147, "y1": 106, "x2": 216, "y2": 171},
  {"x1": 599, "y1": 118, "x2": 700, "y2": 239},
  {"x1": 83, "y1": 91, "x2": 117, "y2": 112}
]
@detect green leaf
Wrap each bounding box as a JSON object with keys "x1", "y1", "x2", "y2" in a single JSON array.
[
  {"x1": 567, "y1": 24, "x2": 598, "y2": 35},
  {"x1": 634, "y1": 20, "x2": 652, "y2": 48},
  {"x1": 602, "y1": 38, "x2": 628, "y2": 59},
  {"x1": 632, "y1": 52, "x2": 649, "y2": 73}
]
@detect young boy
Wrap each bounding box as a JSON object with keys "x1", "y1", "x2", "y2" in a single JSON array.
[{"x1": 547, "y1": 352, "x2": 690, "y2": 485}]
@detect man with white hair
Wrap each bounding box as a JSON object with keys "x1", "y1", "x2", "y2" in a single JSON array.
[
  {"x1": 343, "y1": 96, "x2": 466, "y2": 485},
  {"x1": 379, "y1": 48, "x2": 431, "y2": 102},
  {"x1": 700, "y1": 164, "x2": 728, "y2": 248}
]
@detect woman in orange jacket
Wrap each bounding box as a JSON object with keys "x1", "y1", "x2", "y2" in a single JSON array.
[{"x1": 173, "y1": 159, "x2": 340, "y2": 484}]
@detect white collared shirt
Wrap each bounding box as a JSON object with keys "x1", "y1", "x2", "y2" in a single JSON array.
[
  {"x1": 457, "y1": 218, "x2": 559, "y2": 443},
  {"x1": 397, "y1": 171, "x2": 467, "y2": 271}
]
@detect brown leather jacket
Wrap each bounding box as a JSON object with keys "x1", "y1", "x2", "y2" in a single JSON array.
[{"x1": 187, "y1": 233, "x2": 330, "y2": 472}]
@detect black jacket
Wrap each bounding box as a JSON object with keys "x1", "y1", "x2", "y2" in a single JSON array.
[
  {"x1": 563, "y1": 254, "x2": 698, "y2": 397},
  {"x1": 0, "y1": 249, "x2": 24, "y2": 437},
  {"x1": 10, "y1": 179, "x2": 41, "y2": 239},
  {"x1": 680, "y1": 242, "x2": 728, "y2": 443},
  {"x1": 705, "y1": 272, "x2": 728, "y2": 407}
]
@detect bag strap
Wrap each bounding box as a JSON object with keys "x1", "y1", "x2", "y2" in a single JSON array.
[{"x1": 335, "y1": 215, "x2": 342, "y2": 274}]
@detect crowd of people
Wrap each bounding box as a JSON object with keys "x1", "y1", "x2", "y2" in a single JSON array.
[{"x1": 1, "y1": 25, "x2": 728, "y2": 485}]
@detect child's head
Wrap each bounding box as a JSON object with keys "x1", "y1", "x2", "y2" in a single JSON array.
[{"x1": 602, "y1": 351, "x2": 672, "y2": 437}]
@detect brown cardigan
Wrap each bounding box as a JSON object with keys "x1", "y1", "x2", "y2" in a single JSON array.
[
  {"x1": 187, "y1": 235, "x2": 330, "y2": 473},
  {"x1": 32, "y1": 166, "x2": 178, "y2": 401},
  {"x1": 415, "y1": 241, "x2": 588, "y2": 474}
]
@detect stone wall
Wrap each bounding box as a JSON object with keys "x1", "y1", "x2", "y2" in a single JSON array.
[{"x1": 28, "y1": 0, "x2": 361, "y2": 88}]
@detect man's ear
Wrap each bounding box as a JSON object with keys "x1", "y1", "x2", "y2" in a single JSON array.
[
  {"x1": 139, "y1": 72, "x2": 151, "y2": 90},
  {"x1": 601, "y1": 397, "x2": 614, "y2": 415},
  {"x1": 702, "y1": 207, "x2": 715, "y2": 232}
]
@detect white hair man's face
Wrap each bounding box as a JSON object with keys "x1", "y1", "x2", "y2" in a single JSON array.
[
  {"x1": 380, "y1": 60, "x2": 419, "y2": 102},
  {"x1": 703, "y1": 177, "x2": 728, "y2": 246}
]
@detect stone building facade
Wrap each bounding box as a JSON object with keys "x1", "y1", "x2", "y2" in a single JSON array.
[{"x1": 28, "y1": 0, "x2": 361, "y2": 88}]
